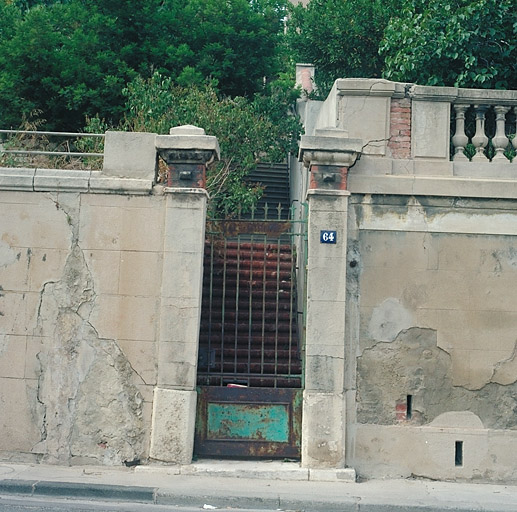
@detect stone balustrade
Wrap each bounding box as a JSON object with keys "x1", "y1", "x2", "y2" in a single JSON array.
[
  {"x1": 299, "y1": 79, "x2": 517, "y2": 183},
  {"x1": 392, "y1": 84, "x2": 517, "y2": 164},
  {"x1": 452, "y1": 101, "x2": 517, "y2": 163},
  {"x1": 291, "y1": 78, "x2": 517, "y2": 209}
]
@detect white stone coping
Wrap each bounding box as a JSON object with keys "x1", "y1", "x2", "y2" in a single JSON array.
[
  {"x1": 410, "y1": 84, "x2": 517, "y2": 105},
  {"x1": 299, "y1": 135, "x2": 363, "y2": 157},
  {"x1": 456, "y1": 87, "x2": 517, "y2": 105},
  {"x1": 0, "y1": 167, "x2": 153, "y2": 194},
  {"x1": 163, "y1": 187, "x2": 209, "y2": 198},
  {"x1": 409, "y1": 84, "x2": 459, "y2": 102},
  {"x1": 306, "y1": 189, "x2": 351, "y2": 198},
  {"x1": 299, "y1": 135, "x2": 363, "y2": 167},
  {"x1": 155, "y1": 133, "x2": 220, "y2": 159},
  {"x1": 348, "y1": 173, "x2": 517, "y2": 200},
  {"x1": 34, "y1": 168, "x2": 90, "y2": 192},
  {"x1": 329, "y1": 78, "x2": 517, "y2": 105},
  {"x1": 335, "y1": 78, "x2": 396, "y2": 97}
]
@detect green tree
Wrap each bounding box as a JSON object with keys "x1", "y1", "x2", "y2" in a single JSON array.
[
  {"x1": 380, "y1": 0, "x2": 517, "y2": 89},
  {"x1": 0, "y1": 1, "x2": 136, "y2": 130},
  {"x1": 153, "y1": 0, "x2": 289, "y2": 97},
  {"x1": 286, "y1": 0, "x2": 402, "y2": 96},
  {"x1": 0, "y1": 0, "x2": 289, "y2": 130},
  {"x1": 121, "y1": 72, "x2": 301, "y2": 214}
]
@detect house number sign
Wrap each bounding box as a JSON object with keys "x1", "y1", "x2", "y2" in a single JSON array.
[{"x1": 320, "y1": 230, "x2": 337, "y2": 244}]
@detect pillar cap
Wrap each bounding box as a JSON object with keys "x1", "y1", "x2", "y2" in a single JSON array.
[
  {"x1": 299, "y1": 128, "x2": 363, "y2": 168},
  {"x1": 155, "y1": 125, "x2": 220, "y2": 162}
]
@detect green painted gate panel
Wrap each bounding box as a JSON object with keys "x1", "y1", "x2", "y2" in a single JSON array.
[
  {"x1": 195, "y1": 386, "x2": 302, "y2": 458},
  {"x1": 208, "y1": 404, "x2": 290, "y2": 442}
]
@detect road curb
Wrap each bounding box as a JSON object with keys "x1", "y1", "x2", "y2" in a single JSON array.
[
  {"x1": 154, "y1": 492, "x2": 495, "y2": 512},
  {"x1": 156, "y1": 491, "x2": 282, "y2": 510},
  {"x1": 0, "y1": 479, "x2": 155, "y2": 503},
  {"x1": 0, "y1": 479, "x2": 35, "y2": 495},
  {"x1": 1, "y1": 476, "x2": 517, "y2": 512}
]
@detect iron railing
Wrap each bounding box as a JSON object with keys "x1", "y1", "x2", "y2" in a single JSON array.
[
  {"x1": 198, "y1": 203, "x2": 307, "y2": 389},
  {"x1": 0, "y1": 129, "x2": 104, "y2": 169}
]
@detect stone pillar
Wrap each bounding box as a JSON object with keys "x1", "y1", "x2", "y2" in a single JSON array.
[
  {"x1": 157, "y1": 125, "x2": 219, "y2": 188},
  {"x1": 150, "y1": 125, "x2": 220, "y2": 464},
  {"x1": 296, "y1": 63, "x2": 316, "y2": 95},
  {"x1": 299, "y1": 131, "x2": 361, "y2": 468}
]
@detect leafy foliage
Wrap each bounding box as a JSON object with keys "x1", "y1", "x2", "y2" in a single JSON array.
[
  {"x1": 380, "y1": 0, "x2": 517, "y2": 89},
  {"x1": 121, "y1": 73, "x2": 301, "y2": 214},
  {"x1": 286, "y1": 0, "x2": 402, "y2": 96},
  {"x1": 286, "y1": 0, "x2": 517, "y2": 94},
  {"x1": 0, "y1": 0, "x2": 289, "y2": 130},
  {"x1": 0, "y1": 0, "x2": 298, "y2": 214},
  {"x1": 154, "y1": 0, "x2": 289, "y2": 97},
  {"x1": 0, "y1": 1, "x2": 136, "y2": 130}
]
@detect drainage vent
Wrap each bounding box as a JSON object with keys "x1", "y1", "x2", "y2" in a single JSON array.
[{"x1": 455, "y1": 441, "x2": 463, "y2": 467}]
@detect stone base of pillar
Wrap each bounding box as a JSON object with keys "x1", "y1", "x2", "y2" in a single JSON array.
[
  {"x1": 301, "y1": 391, "x2": 346, "y2": 468},
  {"x1": 149, "y1": 387, "x2": 197, "y2": 464}
]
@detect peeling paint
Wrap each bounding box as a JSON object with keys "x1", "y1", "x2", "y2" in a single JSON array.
[
  {"x1": 357, "y1": 328, "x2": 517, "y2": 429},
  {"x1": 33, "y1": 243, "x2": 145, "y2": 465},
  {"x1": 368, "y1": 298, "x2": 414, "y2": 343},
  {"x1": 492, "y1": 341, "x2": 517, "y2": 386}
]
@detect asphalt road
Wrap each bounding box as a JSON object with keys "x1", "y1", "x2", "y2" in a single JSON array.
[{"x1": 0, "y1": 496, "x2": 271, "y2": 512}]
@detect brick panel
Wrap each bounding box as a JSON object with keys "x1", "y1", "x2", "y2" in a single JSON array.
[{"x1": 388, "y1": 98, "x2": 412, "y2": 159}]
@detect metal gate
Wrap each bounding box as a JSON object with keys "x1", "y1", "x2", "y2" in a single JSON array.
[{"x1": 195, "y1": 204, "x2": 307, "y2": 459}]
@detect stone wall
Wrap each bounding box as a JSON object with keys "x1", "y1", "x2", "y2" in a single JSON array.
[
  {"x1": 0, "y1": 190, "x2": 161, "y2": 464},
  {"x1": 348, "y1": 195, "x2": 517, "y2": 482},
  {"x1": 0, "y1": 127, "x2": 217, "y2": 466},
  {"x1": 297, "y1": 78, "x2": 517, "y2": 482},
  {"x1": 2, "y1": 78, "x2": 517, "y2": 483}
]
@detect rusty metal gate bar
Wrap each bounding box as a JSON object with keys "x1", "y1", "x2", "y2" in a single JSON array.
[{"x1": 197, "y1": 204, "x2": 306, "y2": 389}]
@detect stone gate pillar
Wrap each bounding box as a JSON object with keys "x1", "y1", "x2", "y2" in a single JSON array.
[
  {"x1": 299, "y1": 130, "x2": 361, "y2": 469},
  {"x1": 150, "y1": 125, "x2": 219, "y2": 464}
]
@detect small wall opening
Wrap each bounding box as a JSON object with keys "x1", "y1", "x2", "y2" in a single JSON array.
[
  {"x1": 406, "y1": 395, "x2": 412, "y2": 419},
  {"x1": 455, "y1": 441, "x2": 463, "y2": 467}
]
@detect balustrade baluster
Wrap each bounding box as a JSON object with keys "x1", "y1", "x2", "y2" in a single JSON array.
[
  {"x1": 472, "y1": 105, "x2": 489, "y2": 161},
  {"x1": 452, "y1": 104, "x2": 469, "y2": 161},
  {"x1": 513, "y1": 107, "x2": 517, "y2": 164},
  {"x1": 492, "y1": 105, "x2": 510, "y2": 162}
]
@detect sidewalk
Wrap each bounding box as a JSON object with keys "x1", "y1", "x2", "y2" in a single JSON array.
[{"x1": 1, "y1": 459, "x2": 517, "y2": 511}]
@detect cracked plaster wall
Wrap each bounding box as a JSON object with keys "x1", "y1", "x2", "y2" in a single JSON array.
[
  {"x1": 0, "y1": 190, "x2": 165, "y2": 465},
  {"x1": 348, "y1": 195, "x2": 517, "y2": 480},
  {"x1": 357, "y1": 327, "x2": 517, "y2": 429},
  {"x1": 353, "y1": 197, "x2": 517, "y2": 426}
]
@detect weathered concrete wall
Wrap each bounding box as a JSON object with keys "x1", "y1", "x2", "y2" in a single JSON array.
[
  {"x1": 0, "y1": 189, "x2": 163, "y2": 464},
  {"x1": 296, "y1": 78, "x2": 517, "y2": 482},
  {"x1": 346, "y1": 194, "x2": 517, "y2": 482},
  {"x1": 2, "y1": 79, "x2": 517, "y2": 483},
  {"x1": 0, "y1": 127, "x2": 215, "y2": 466}
]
